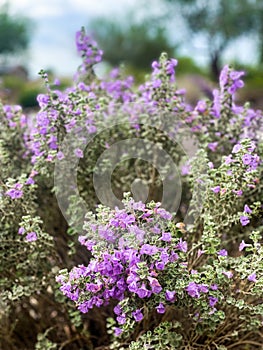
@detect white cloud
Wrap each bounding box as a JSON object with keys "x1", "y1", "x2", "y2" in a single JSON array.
[
  {"x1": 8, "y1": 0, "x2": 69, "y2": 18},
  {"x1": 68, "y1": 0, "x2": 143, "y2": 17}
]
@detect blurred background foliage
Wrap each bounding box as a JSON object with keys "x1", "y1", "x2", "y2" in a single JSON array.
[{"x1": 0, "y1": 0, "x2": 263, "y2": 107}]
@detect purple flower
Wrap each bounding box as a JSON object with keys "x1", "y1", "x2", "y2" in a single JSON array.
[
  {"x1": 248, "y1": 155, "x2": 260, "y2": 171},
  {"x1": 247, "y1": 273, "x2": 257, "y2": 282},
  {"x1": 239, "y1": 240, "x2": 249, "y2": 251},
  {"x1": 151, "y1": 61, "x2": 160, "y2": 70},
  {"x1": 181, "y1": 163, "x2": 191, "y2": 176},
  {"x1": 53, "y1": 78, "x2": 60, "y2": 86},
  {"x1": 211, "y1": 186, "x2": 220, "y2": 194},
  {"x1": 156, "y1": 303, "x2": 166, "y2": 314},
  {"x1": 152, "y1": 79, "x2": 162, "y2": 88},
  {"x1": 74, "y1": 148, "x2": 84, "y2": 158},
  {"x1": 209, "y1": 296, "x2": 218, "y2": 307},
  {"x1": 160, "y1": 250, "x2": 170, "y2": 264},
  {"x1": 224, "y1": 155, "x2": 233, "y2": 165},
  {"x1": 228, "y1": 80, "x2": 244, "y2": 94},
  {"x1": 165, "y1": 290, "x2": 176, "y2": 302},
  {"x1": 244, "y1": 204, "x2": 252, "y2": 214},
  {"x1": 230, "y1": 71, "x2": 244, "y2": 81},
  {"x1": 232, "y1": 144, "x2": 241, "y2": 153},
  {"x1": 233, "y1": 189, "x2": 243, "y2": 197},
  {"x1": 242, "y1": 154, "x2": 252, "y2": 165},
  {"x1": 208, "y1": 142, "x2": 218, "y2": 152},
  {"x1": 117, "y1": 314, "x2": 126, "y2": 325},
  {"x1": 212, "y1": 89, "x2": 220, "y2": 118},
  {"x1": 198, "y1": 284, "x2": 209, "y2": 293},
  {"x1": 240, "y1": 215, "x2": 250, "y2": 226},
  {"x1": 196, "y1": 100, "x2": 207, "y2": 113},
  {"x1": 218, "y1": 249, "x2": 228, "y2": 257},
  {"x1": 25, "y1": 177, "x2": 35, "y2": 185},
  {"x1": 166, "y1": 58, "x2": 178, "y2": 78},
  {"x1": 161, "y1": 232, "x2": 172, "y2": 242},
  {"x1": 6, "y1": 188, "x2": 23, "y2": 199},
  {"x1": 113, "y1": 304, "x2": 122, "y2": 315},
  {"x1": 155, "y1": 261, "x2": 165, "y2": 270},
  {"x1": 132, "y1": 309, "x2": 144, "y2": 322},
  {"x1": 169, "y1": 251, "x2": 179, "y2": 262},
  {"x1": 140, "y1": 244, "x2": 158, "y2": 256},
  {"x1": 148, "y1": 277, "x2": 162, "y2": 294},
  {"x1": 157, "y1": 208, "x2": 172, "y2": 220},
  {"x1": 57, "y1": 151, "x2": 65, "y2": 160},
  {"x1": 25, "y1": 232, "x2": 38, "y2": 242},
  {"x1": 18, "y1": 227, "x2": 25, "y2": 235},
  {"x1": 37, "y1": 93, "x2": 49, "y2": 107},
  {"x1": 151, "y1": 225, "x2": 161, "y2": 234},
  {"x1": 219, "y1": 65, "x2": 229, "y2": 88},
  {"x1": 210, "y1": 284, "x2": 218, "y2": 291},
  {"x1": 114, "y1": 327, "x2": 123, "y2": 336},
  {"x1": 112, "y1": 211, "x2": 136, "y2": 228},
  {"x1": 186, "y1": 282, "x2": 200, "y2": 298},
  {"x1": 127, "y1": 280, "x2": 138, "y2": 293},
  {"x1": 137, "y1": 283, "x2": 150, "y2": 298},
  {"x1": 176, "y1": 238, "x2": 188, "y2": 253},
  {"x1": 223, "y1": 271, "x2": 233, "y2": 279},
  {"x1": 132, "y1": 201, "x2": 146, "y2": 211},
  {"x1": 78, "y1": 301, "x2": 90, "y2": 313}
]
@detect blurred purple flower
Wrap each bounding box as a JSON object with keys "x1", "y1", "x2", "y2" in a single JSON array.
[
  {"x1": 26, "y1": 232, "x2": 38, "y2": 242},
  {"x1": 156, "y1": 303, "x2": 166, "y2": 314},
  {"x1": 239, "y1": 240, "x2": 250, "y2": 251},
  {"x1": 218, "y1": 249, "x2": 228, "y2": 257},
  {"x1": 176, "y1": 238, "x2": 188, "y2": 252},
  {"x1": 223, "y1": 271, "x2": 233, "y2": 279},
  {"x1": 232, "y1": 144, "x2": 241, "y2": 153},
  {"x1": 186, "y1": 282, "x2": 200, "y2": 298},
  {"x1": 132, "y1": 309, "x2": 144, "y2": 322},
  {"x1": 74, "y1": 148, "x2": 84, "y2": 158},
  {"x1": 244, "y1": 204, "x2": 252, "y2": 214},
  {"x1": 161, "y1": 232, "x2": 172, "y2": 242},
  {"x1": 208, "y1": 142, "x2": 218, "y2": 152},
  {"x1": 211, "y1": 186, "x2": 220, "y2": 194},
  {"x1": 240, "y1": 215, "x2": 250, "y2": 226},
  {"x1": 18, "y1": 227, "x2": 25, "y2": 235},
  {"x1": 209, "y1": 296, "x2": 218, "y2": 307},
  {"x1": 165, "y1": 290, "x2": 176, "y2": 302},
  {"x1": 247, "y1": 273, "x2": 257, "y2": 282}
]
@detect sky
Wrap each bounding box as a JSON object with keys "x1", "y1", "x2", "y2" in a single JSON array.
[
  {"x1": 3, "y1": 0, "x2": 258, "y2": 80},
  {"x1": 5, "y1": 0, "x2": 146, "y2": 78}
]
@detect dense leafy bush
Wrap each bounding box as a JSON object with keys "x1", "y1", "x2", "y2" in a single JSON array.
[{"x1": 0, "y1": 28, "x2": 262, "y2": 349}]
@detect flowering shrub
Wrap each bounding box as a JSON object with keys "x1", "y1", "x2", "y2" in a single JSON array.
[{"x1": 0, "y1": 28, "x2": 262, "y2": 349}]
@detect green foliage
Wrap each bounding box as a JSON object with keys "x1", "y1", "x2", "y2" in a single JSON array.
[
  {"x1": 35, "y1": 329, "x2": 57, "y2": 350},
  {"x1": 90, "y1": 16, "x2": 175, "y2": 71},
  {"x1": 164, "y1": 0, "x2": 263, "y2": 77},
  {"x1": 175, "y1": 56, "x2": 206, "y2": 76},
  {"x1": 129, "y1": 322, "x2": 182, "y2": 350},
  {"x1": 0, "y1": 2, "x2": 32, "y2": 58},
  {"x1": 18, "y1": 84, "x2": 43, "y2": 108}
]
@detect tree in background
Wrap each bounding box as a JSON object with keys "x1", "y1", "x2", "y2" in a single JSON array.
[
  {"x1": 0, "y1": 2, "x2": 32, "y2": 64},
  {"x1": 164, "y1": 0, "x2": 262, "y2": 79},
  {"x1": 90, "y1": 15, "x2": 176, "y2": 72}
]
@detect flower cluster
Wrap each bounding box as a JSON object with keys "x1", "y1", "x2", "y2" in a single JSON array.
[
  {"x1": 57, "y1": 195, "x2": 263, "y2": 342},
  {"x1": 57, "y1": 198, "x2": 190, "y2": 325}
]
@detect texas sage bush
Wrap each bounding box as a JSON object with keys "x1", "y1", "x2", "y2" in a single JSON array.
[{"x1": 0, "y1": 28, "x2": 262, "y2": 349}]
